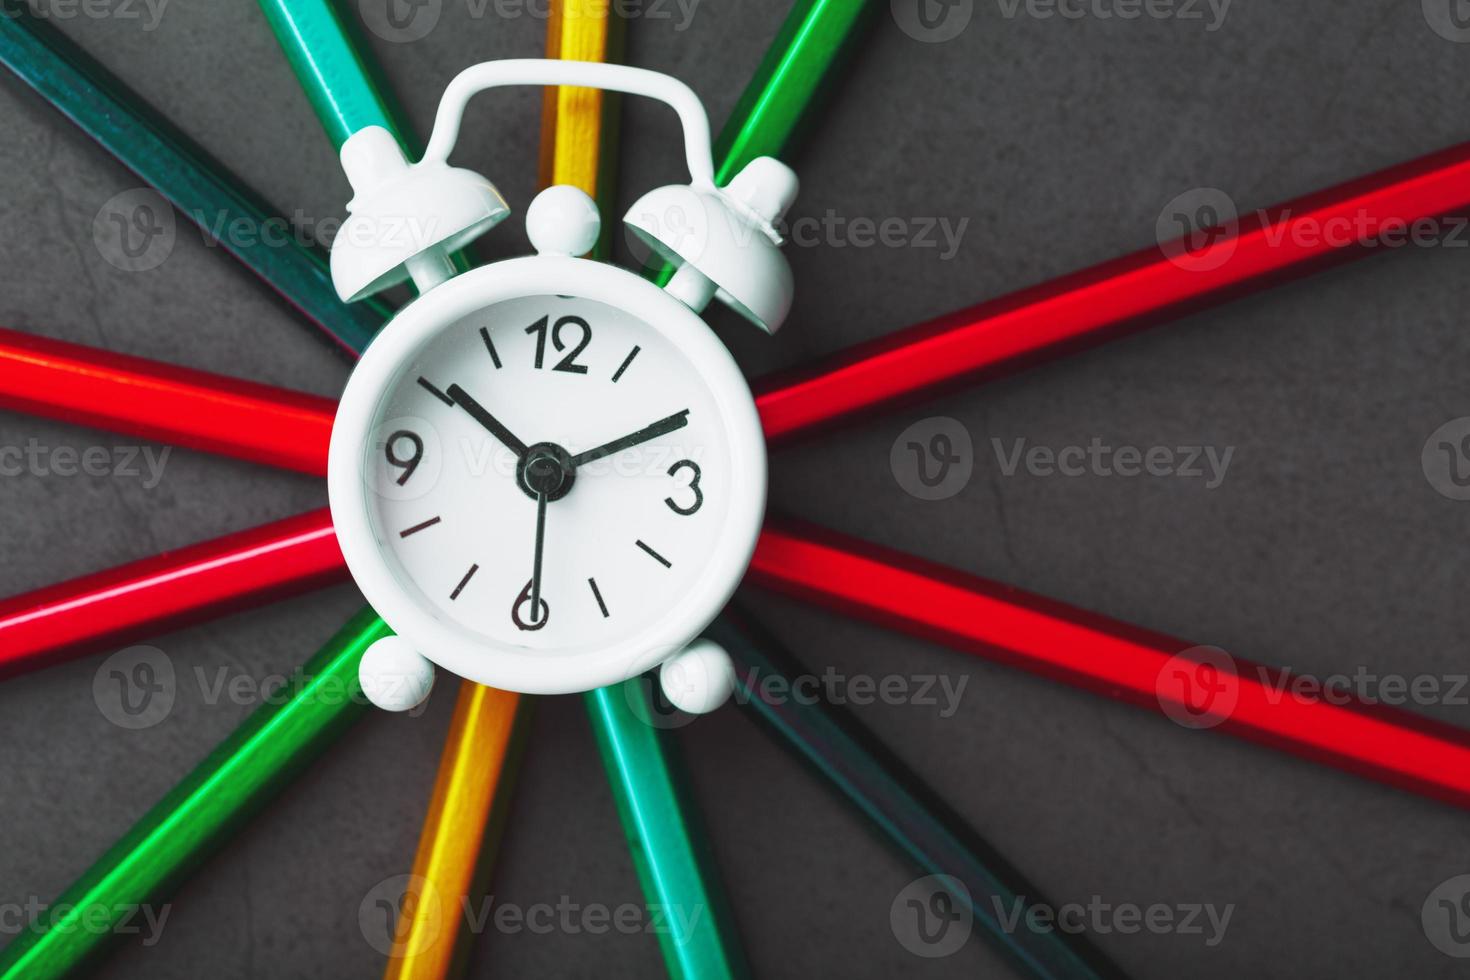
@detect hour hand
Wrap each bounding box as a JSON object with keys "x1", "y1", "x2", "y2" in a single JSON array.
[
  {"x1": 570, "y1": 410, "x2": 690, "y2": 467},
  {"x1": 446, "y1": 384, "x2": 529, "y2": 459}
]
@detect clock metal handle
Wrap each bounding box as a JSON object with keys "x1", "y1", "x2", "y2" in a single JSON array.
[{"x1": 422, "y1": 59, "x2": 716, "y2": 189}]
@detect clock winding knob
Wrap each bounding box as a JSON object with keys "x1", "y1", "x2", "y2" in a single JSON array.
[
  {"x1": 659, "y1": 639, "x2": 738, "y2": 715},
  {"x1": 359, "y1": 635, "x2": 436, "y2": 712}
]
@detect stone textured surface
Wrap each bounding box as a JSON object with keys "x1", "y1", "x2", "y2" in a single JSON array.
[{"x1": 2, "y1": 1, "x2": 1470, "y2": 976}]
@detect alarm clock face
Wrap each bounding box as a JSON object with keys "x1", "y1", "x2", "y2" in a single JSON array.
[{"x1": 328, "y1": 257, "x2": 766, "y2": 694}]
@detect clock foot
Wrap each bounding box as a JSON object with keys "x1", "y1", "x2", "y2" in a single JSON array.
[
  {"x1": 659, "y1": 639, "x2": 737, "y2": 715},
  {"x1": 359, "y1": 635, "x2": 436, "y2": 712}
]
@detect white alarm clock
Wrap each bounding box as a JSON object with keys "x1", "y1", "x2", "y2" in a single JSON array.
[{"x1": 325, "y1": 60, "x2": 798, "y2": 715}]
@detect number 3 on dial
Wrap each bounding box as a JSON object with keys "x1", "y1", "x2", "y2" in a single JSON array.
[{"x1": 666, "y1": 459, "x2": 703, "y2": 515}]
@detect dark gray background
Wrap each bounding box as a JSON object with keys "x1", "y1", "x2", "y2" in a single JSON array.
[{"x1": 3, "y1": 0, "x2": 1470, "y2": 976}]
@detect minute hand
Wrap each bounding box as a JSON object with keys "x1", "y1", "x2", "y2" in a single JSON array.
[{"x1": 570, "y1": 410, "x2": 690, "y2": 467}]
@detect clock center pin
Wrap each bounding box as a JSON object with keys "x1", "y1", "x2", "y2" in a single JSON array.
[{"x1": 517, "y1": 442, "x2": 575, "y2": 501}]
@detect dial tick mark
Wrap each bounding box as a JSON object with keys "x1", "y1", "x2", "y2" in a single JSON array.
[
  {"x1": 635, "y1": 540, "x2": 672, "y2": 568},
  {"x1": 417, "y1": 377, "x2": 454, "y2": 406},
  {"x1": 588, "y1": 577, "x2": 610, "y2": 617},
  {"x1": 479, "y1": 327, "x2": 502, "y2": 368},
  {"x1": 450, "y1": 563, "x2": 479, "y2": 600},
  {"x1": 399, "y1": 516, "x2": 442, "y2": 538},
  {"x1": 611, "y1": 346, "x2": 641, "y2": 383}
]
